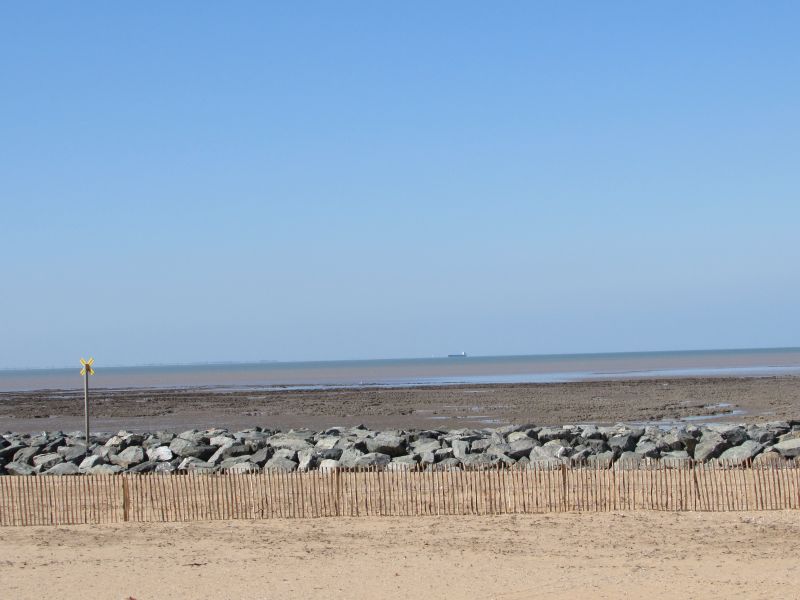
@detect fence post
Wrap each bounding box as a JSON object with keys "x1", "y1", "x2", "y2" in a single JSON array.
[{"x1": 122, "y1": 477, "x2": 130, "y2": 522}]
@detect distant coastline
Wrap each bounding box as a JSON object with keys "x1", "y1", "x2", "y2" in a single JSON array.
[{"x1": 1, "y1": 346, "x2": 799, "y2": 393}]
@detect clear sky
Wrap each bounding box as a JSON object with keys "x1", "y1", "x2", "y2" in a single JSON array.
[{"x1": 1, "y1": 2, "x2": 798, "y2": 369}]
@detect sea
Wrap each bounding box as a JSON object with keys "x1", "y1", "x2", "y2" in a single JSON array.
[{"x1": 1, "y1": 347, "x2": 800, "y2": 393}]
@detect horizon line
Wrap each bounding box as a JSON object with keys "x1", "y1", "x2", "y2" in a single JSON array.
[{"x1": 2, "y1": 345, "x2": 799, "y2": 373}]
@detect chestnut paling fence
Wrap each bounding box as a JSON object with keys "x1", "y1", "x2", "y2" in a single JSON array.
[{"x1": 1, "y1": 460, "x2": 799, "y2": 526}]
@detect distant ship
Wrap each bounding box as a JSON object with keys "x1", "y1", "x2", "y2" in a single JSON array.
[{"x1": 447, "y1": 352, "x2": 468, "y2": 358}]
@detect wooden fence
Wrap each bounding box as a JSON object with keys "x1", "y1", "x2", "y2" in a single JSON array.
[{"x1": 1, "y1": 460, "x2": 799, "y2": 526}]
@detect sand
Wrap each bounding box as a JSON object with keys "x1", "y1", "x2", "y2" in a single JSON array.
[
  {"x1": 1, "y1": 512, "x2": 797, "y2": 599},
  {"x1": 2, "y1": 375, "x2": 800, "y2": 433}
]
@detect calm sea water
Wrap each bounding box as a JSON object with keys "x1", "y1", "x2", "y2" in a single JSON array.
[{"x1": 1, "y1": 347, "x2": 800, "y2": 392}]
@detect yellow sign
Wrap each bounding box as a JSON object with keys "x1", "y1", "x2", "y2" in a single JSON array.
[{"x1": 80, "y1": 357, "x2": 95, "y2": 376}]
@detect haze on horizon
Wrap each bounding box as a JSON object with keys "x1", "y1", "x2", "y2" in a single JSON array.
[{"x1": 1, "y1": 3, "x2": 798, "y2": 370}]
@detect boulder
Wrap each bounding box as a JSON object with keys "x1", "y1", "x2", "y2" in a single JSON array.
[
  {"x1": 354, "y1": 452, "x2": 391, "y2": 468},
  {"x1": 13, "y1": 446, "x2": 42, "y2": 465},
  {"x1": 227, "y1": 462, "x2": 259, "y2": 474},
  {"x1": 460, "y1": 453, "x2": 500, "y2": 469},
  {"x1": 88, "y1": 464, "x2": 124, "y2": 475},
  {"x1": 469, "y1": 438, "x2": 492, "y2": 453},
  {"x1": 169, "y1": 438, "x2": 216, "y2": 460},
  {"x1": 693, "y1": 432, "x2": 729, "y2": 462},
  {"x1": 249, "y1": 447, "x2": 275, "y2": 466},
  {"x1": 5, "y1": 461, "x2": 35, "y2": 475},
  {"x1": 267, "y1": 434, "x2": 312, "y2": 453},
  {"x1": 264, "y1": 457, "x2": 298, "y2": 472},
  {"x1": 42, "y1": 462, "x2": 80, "y2": 476},
  {"x1": 126, "y1": 461, "x2": 157, "y2": 474},
  {"x1": 318, "y1": 459, "x2": 340, "y2": 473},
  {"x1": 538, "y1": 427, "x2": 574, "y2": 442},
  {"x1": 146, "y1": 446, "x2": 174, "y2": 462},
  {"x1": 33, "y1": 452, "x2": 64, "y2": 470},
  {"x1": 773, "y1": 438, "x2": 800, "y2": 459},
  {"x1": 297, "y1": 449, "x2": 317, "y2": 471},
  {"x1": 719, "y1": 440, "x2": 763, "y2": 466},
  {"x1": 706, "y1": 424, "x2": 748, "y2": 446},
  {"x1": 507, "y1": 439, "x2": 538, "y2": 460},
  {"x1": 451, "y1": 440, "x2": 470, "y2": 460},
  {"x1": 365, "y1": 434, "x2": 407, "y2": 457},
  {"x1": 79, "y1": 455, "x2": 105, "y2": 472},
  {"x1": 219, "y1": 456, "x2": 253, "y2": 470},
  {"x1": 0, "y1": 443, "x2": 24, "y2": 461},
  {"x1": 608, "y1": 434, "x2": 636, "y2": 453},
  {"x1": 57, "y1": 445, "x2": 87, "y2": 464},
  {"x1": 154, "y1": 462, "x2": 176, "y2": 474},
  {"x1": 410, "y1": 439, "x2": 441, "y2": 455},
  {"x1": 633, "y1": 441, "x2": 660, "y2": 459},
  {"x1": 338, "y1": 448, "x2": 365, "y2": 468},
  {"x1": 111, "y1": 446, "x2": 146, "y2": 468}
]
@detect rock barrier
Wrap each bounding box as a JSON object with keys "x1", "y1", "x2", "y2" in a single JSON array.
[{"x1": 2, "y1": 420, "x2": 800, "y2": 476}]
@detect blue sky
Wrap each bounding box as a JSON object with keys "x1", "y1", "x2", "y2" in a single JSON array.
[{"x1": 1, "y1": 2, "x2": 798, "y2": 368}]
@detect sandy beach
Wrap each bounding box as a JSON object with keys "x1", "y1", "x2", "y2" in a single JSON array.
[
  {"x1": 2, "y1": 375, "x2": 799, "y2": 433},
  {"x1": 1, "y1": 512, "x2": 797, "y2": 599}
]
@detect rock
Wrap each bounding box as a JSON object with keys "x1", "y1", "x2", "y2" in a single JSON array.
[
  {"x1": 633, "y1": 441, "x2": 660, "y2": 459},
  {"x1": 410, "y1": 439, "x2": 441, "y2": 454},
  {"x1": 460, "y1": 453, "x2": 500, "y2": 469},
  {"x1": 78, "y1": 455, "x2": 104, "y2": 472},
  {"x1": 486, "y1": 443, "x2": 512, "y2": 457},
  {"x1": 706, "y1": 424, "x2": 748, "y2": 446},
  {"x1": 5, "y1": 461, "x2": 35, "y2": 475},
  {"x1": 719, "y1": 440, "x2": 763, "y2": 465},
  {"x1": 267, "y1": 434, "x2": 312, "y2": 453},
  {"x1": 587, "y1": 451, "x2": 615, "y2": 466},
  {"x1": 264, "y1": 457, "x2": 298, "y2": 472},
  {"x1": 506, "y1": 431, "x2": 533, "y2": 443},
  {"x1": 507, "y1": 438, "x2": 538, "y2": 460},
  {"x1": 662, "y1": 429, "x2": 696, "y2": 452},
  {"x1": 88, "y1": 464, "x2": 124, "y2": 475},
  {"x1": 33, "y1": 452, "x2": 64, "y2": 470},
  {"x1": 297, "y1": 449, "x2": 317, "y2": 471},
  {"x1": 227, "y1": 462, "x2": 259, "y2": 474},
  {"x1": 451, "y1": 440, "x2": 470, "y2": 460},
  {"x1": 661, "y1": 450, "x2": 691, "y2": 467},
  {"x1": 169, "y1": 438, "x2": 216, "y2": 460},
  {"x1": 57, "y1": 445, "x2": 87, "y2": 464},
  {"x1": 777, "y1": 430, "x2": 800, "y2": 443},
  {"x1": 354, "y1": 452, "x2": 391, "y2": 468},
  {"x1": 209, "y1": 434, "x2": 235, "y2": 447},
  {"x1": 146, "y1": 446, "x2": 174, "y2": 462},
  {"x1": 0, "y1": 443, "x2": 24, "y2": 461},
  {"x1": 154, "y1": 462, "x2": 176, "y2": 473},
  {"x1": 469, "y1": 438, "x2": 492, "y2": 453},
  {"x1": 429, "y1": 457, "x2": 462, "y2": 471},
  {"x1": 219, "y1": 456, "x2": 252, "y2": 469},
  {"x1": 538, "y1": 427, "x2": 573, "y2": 442},
  {"x1": 318, "y1": 459, "x2": 340, "y2": 473},
  {"x1": 608, "y1": 434, "x2": 636, "y2": 453},
  {"x1": 365, "y1": 434, "x2": 407, "y2": 457},
  {"x1": 693, "y1": 432, "x2": 729, "y2": 462},
  {"x1": 111, "y1": 446, "x2": 146, "y2": 468},
  {"x1": 13, "y1": 446, "x2": 42, "y2": 465},
  {"x1": 126, "y1": 461, "x2": 157, "y2": 474},
  {"x1": 249, "y1": 447, "x2": 275, "y2": 466},
  {"x1": 773, "y1": 438, "x2": 800, "y2": 459},
  {"x1": 338, "y1": 448, "x2": 365, "y2": 468}
]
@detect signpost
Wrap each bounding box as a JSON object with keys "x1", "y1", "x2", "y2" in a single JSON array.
[{"x1": 80, "y1": 357, "x2": 95, "y2": 444}]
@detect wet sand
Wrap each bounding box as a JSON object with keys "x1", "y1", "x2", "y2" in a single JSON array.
[
  {"x1": 1, "y1": 512, "x2": 798, "y2": 599},
  {"x1": 1, "y1": 375, "x2": 799, "y2": 433}
]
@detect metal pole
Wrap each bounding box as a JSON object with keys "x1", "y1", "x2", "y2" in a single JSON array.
[{"x1": 84, "y1": 369, "x2": 90, "y2": 445}]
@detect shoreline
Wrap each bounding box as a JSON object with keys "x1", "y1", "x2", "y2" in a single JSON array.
[{"x1": 2, "y1": 375, "x2": 800, "y2": 434}]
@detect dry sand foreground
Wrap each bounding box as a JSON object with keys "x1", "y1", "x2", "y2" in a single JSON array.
[{"x1": 1, "y1": 512, "x2": 798, "y2": 599}]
